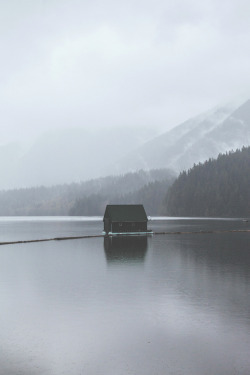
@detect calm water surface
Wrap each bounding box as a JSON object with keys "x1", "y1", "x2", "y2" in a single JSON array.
[{"x1": 0, "y1": 217, "x2": 249, "y2": 375}]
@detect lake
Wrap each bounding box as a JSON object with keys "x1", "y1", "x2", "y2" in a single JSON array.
[{"x1": 0, "y1": 217, "x2": 249, "y2": 375}]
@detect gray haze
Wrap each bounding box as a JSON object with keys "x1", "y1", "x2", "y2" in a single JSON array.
[
  {"x1": 1, "y1": 99, "x2": 250, "y2": 189},
  {"x1": 1, "y1": 1, "x2": 250, "y2": 188},
  {"x1": 0, "y1": 126, "x2": 158, "y2": 189},
  {"x1": 1, "y1": 0, "x2": 250, "y2": 144}
]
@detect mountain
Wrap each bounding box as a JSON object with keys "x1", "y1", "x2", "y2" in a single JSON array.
[
  {"x1": 116, "y1": 100, "x2": 250, "y2": 173},
  {"x1": 2, "y1": 99, "x2": 250, "y2": 189},
  {"x1": 0, "y1": 126, "x2": 158, "y2": 189},
  {"x1": 164, "y1": 146, "x2": 250, "y2": 217}
]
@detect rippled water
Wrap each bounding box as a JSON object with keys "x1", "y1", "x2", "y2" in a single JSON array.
[{"x1": 0, "y1": 217, "x2": 249, "y2": 374}]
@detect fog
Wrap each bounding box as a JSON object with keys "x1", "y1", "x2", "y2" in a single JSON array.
[
  {"x1": 1, "y1": 0, "x2": 250, "y2": 187},
  {"x1": 2, "y1": 0, "x2": 250, "y2": 142}
]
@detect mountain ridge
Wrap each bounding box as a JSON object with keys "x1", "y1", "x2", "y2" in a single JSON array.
[
  {"x1": 1, "y1": 98, "x2": 250, "y2": 189},
  {"x1": 116, "y1": 99, "x2": 250, "y2": 173}
]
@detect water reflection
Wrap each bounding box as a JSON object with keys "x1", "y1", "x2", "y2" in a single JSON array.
[
  {"x1": 104, "y1": 235, "x2": 148, "y2": 264},
  {"x1": 1, "y1": 220, "x2": 250, "y2": 375},
  {"x1": 152, "y1": 233, "x2": 250, "y2": 323}
]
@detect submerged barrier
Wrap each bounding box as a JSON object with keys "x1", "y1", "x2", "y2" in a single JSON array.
[
  {"x1": 0, "y1": 235, "x2": 103, "y2": 246},
  {"x1": 0, "y1": 229, "x2": 249, "y2": 246}
]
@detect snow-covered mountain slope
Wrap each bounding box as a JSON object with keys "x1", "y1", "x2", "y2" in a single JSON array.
[
  {"x1": 1, "y1": 99, "x2": 249, "y2": 190},
  {"x1": 116, "y1": 100, "x2": 250, "y2": 173}
]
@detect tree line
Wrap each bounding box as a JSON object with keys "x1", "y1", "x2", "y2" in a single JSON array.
[
  {"x1": 164, "y1": 146, "x2": 250, "y2": 217},
  {"x1": 1, "y1": 146, "x2": 249, "y2": 218},
  {"x1": 0, "y1": 169, "x2": 175, "y2": 216}
]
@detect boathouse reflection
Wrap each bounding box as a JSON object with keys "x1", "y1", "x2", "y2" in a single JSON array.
[{"x1": 104, "y1": 236, "x2": 148, "y2": 264}]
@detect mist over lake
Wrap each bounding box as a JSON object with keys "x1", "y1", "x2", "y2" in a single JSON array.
[{"x1": 0, "y1": 217, "x2": 249, "y2": 375}]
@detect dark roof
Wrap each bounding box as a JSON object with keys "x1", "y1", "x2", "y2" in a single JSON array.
[{"x1": 103, "y1": 205, "x2": 148, "y2": 222}]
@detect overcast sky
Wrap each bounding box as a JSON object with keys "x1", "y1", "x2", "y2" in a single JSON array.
[{"x1": 1, "y1": 0, "x2": 250, "y2": 144}]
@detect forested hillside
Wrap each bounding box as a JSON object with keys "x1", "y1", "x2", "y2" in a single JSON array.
[
  {"x1": 67, "y1": 169, "x2": 175, "y2": 215},
  {"x1": 0, "y1": 169, "x2": 175, "y2": 216},
  {"x1": 69, "y1": 178, "x2": 174, "y2": 216},
  {"x1": 165, "y1": 147, "x2": 250, "y2": 217}
]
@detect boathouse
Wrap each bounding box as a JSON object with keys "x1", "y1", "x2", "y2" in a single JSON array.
[{"x1": 103, "y1": 204, "x2": 148, "y2": 234}]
